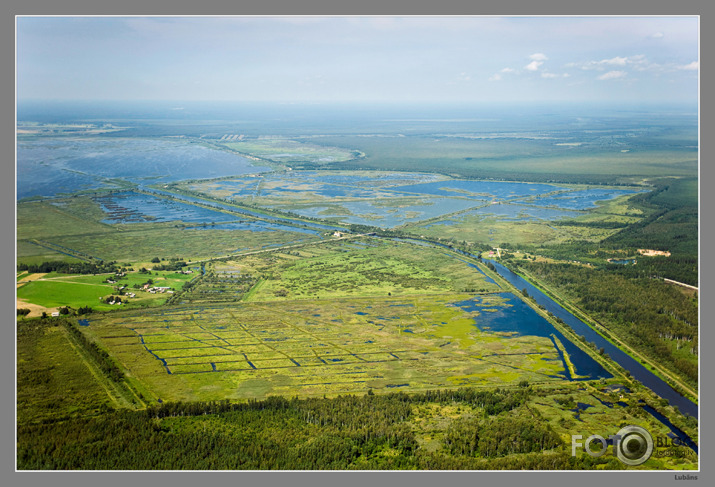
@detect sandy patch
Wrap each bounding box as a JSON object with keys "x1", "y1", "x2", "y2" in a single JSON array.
[
  {"x1": 638, "y1": 249, "x2": 671, "y2": 257},
  {"x1": 15, "y1": 298, "x2": 55, "y2": 318},
  {"x1": 17, "y1": 273, "x2": 47, "y2": 284}
]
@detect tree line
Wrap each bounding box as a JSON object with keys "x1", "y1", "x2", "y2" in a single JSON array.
[
  {"x1": 63, "y1": 319, "x2": 125, "y2": 383},
  {"x1": 17, "y1": 260, "x2": 121, "y2": 275},
  {"x1": 16, "y1": 384, "x2": 638, "y2": 470},
  {"x1": 18, "y1": 385, "x2": 622, "y2": 470}
]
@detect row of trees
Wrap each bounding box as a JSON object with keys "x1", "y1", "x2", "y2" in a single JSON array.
[
  {"x1": 63, "y1": 320, "x2": 125, "y2": 383},
  {"x1": 17, "y1": 260, "x2": 122, "y2": 275},
  {"x1": 150, "y1": 260, "x2": 188, "y2": 271}
]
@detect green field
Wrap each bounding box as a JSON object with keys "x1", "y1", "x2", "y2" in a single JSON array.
[
  {"x1": 16, "y1": 270, "x2": 196, "y2": 312},
  {"x1": 17, "y1": 320, "x2": 115, "y2": 425},
  {"x1": 301, "y1": 134, "x2": 698, "y2": 184},
  {"x1": 17, "y1": 316, "x2": 697, "y2": 469},
  {"x1": 56, "y1": 238, "x2": 609, "y2": 405}
]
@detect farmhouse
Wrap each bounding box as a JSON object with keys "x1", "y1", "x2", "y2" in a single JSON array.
[{"x1": 147, "y1": 286, "x2": 172, "y2": 294}]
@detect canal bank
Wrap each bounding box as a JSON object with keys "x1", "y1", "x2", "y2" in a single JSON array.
[{"x1": 482, "y1": 258, "x2": 697, "y2": 419}]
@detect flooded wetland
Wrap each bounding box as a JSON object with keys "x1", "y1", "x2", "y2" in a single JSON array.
[{"x1": 16, "y1": 101, "x2": 698, "y2": 470}]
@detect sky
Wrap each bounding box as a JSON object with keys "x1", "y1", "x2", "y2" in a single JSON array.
[{"x1": 16, "y1": 16, "x2": 699, "y2": 105}]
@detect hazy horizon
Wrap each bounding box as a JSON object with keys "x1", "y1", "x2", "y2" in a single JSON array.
[{"x1": 17, "y1": 16, "x2": 699, "y2": 105}]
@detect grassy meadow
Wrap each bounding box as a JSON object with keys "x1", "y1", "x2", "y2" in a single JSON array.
[
  {"x1": 79, "y1": 296, "x2": 572, "y2": 402},
  {"x1": 300, "y1": 134, "x2": 698, "y2": 184}
]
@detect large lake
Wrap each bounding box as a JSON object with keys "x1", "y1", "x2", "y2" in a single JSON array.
[{"x1": 17, "y1": 137, "x2": 268, "y2": 200}]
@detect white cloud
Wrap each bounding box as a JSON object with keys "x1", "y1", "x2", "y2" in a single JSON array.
[
  {"x1": 525, "y1": 60, "x2": 543, "y2": 71},
  {"x1": 679, "y1": 61, "x2": 699, "y2": 70},
  {"x1": 523, "y1": 53, "x2": 548, "y2": 71},
  {"x1": 571, "y1": 54, "x2": 677, "y2": 75},
  {"x1": 651, "y1": 32, "x2": 664, "y2": 38},
  {"x1": 598, "y1": 71, "x2": 627, "y2": 80},
  {"x1": 541, "y1": 72, "x2": 570, "y2": 79},
  {"x1": 580, "y1": 56, "x2": 630, "y2": 70},
  {"x1": 602, "y1": 56, "x2": 628, "y2": 66},
  {"x1": 491, "y1": 67, "x2": 517, "y2": 80}
]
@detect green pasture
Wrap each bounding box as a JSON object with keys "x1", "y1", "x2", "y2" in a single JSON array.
[
  {"x1": 17, "y1": 280, "x2": 117, "y2": 310},
  {"x1": 19, "y1": 223, "x2": 320, "y2": 264},
  {"x1": 409, "y1": 217, "x2": 564, "y2": 247},
  {"x1": 16, "y1": 316, "x2": 697, "y2": 469},
  {"x1": 308, "y1": 135, "x2": 697, "y2": 183},
  {"x1": 16, "y1": 270, "x2": 195, "y2": 311},
  {"x1": 16, "y1": 193, "x2": 325, "y2": 265},
  {"x1": 16, "y1": 241, "x2": 81, "y2": 265}
]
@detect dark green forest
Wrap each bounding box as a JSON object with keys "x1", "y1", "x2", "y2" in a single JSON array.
[
  {"x1": 18, "y1": 388, "x2": 624, "y2": 470},
  {"x1": 517, "y1": 178, "x2": 698, "y2": 286}
]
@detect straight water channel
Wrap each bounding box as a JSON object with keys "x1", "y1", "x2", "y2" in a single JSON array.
[
  {"x1": 481, "y1": 258, "x2": 698, "y2": 419},
  {"x1": 382, "y1": 238, "x2": 697, "y2": 450}
]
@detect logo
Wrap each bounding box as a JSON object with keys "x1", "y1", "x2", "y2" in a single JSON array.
[{"x1": 572, "y1": 425, "x2": 654, "y2": 466}]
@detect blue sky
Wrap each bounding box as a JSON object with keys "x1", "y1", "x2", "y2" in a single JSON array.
[{"x1": 16, "y1": 16, "x2": 699, "y2": 104}]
